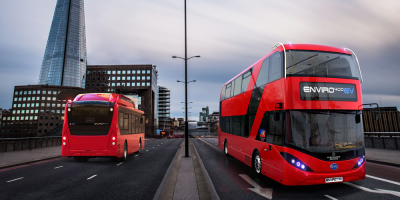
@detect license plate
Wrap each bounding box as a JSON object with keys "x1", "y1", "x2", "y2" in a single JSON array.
[{"x1": 325, "y1": 177, "x2": 343, "y2": 183}]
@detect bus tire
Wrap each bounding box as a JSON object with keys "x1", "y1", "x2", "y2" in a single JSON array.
[
  {"x1": 253, "y1": 151, "x2": 262, "y2": 176},
  {"x1": 120, "y1": 142, "x2": 128, "y2": 162},
  {"x1": 74, "y1": 157, "x2": 81, "y2": 162},
  {"x1": 224, "y1": 140, "x2": 230, "y2": 157}
]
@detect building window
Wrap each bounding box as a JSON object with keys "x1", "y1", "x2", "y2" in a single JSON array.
[
  {"x1": 87, "y1": 71, "x2": 91, "y2": 74},
  {"x1": 15, "y1": 91, "x2": 18, "y2": 95},
  {"x1": 147, "y1": 82, "x2": 150, "y2": 86},
  {"x1": 132, "y1": 83, "x2": 136, "y2": 86},
  {"x1": 137, "y1": 76, "x2": 141, "y2": 80},
  {"x1": 43, "y1": 90, "x2": 47, "y2": 94},
  {"x1": 132, "y1": 70, "x2": 136, "y2": 74},
  {"x1": 23, "y1": 97, "x2": 26, "y2": 101},
  {"x1": 112, "y1": 70, "x2": 116, "y2": 74},
  {"x1": 47, "y1": 97, "x2": 51, "y2": 101},
  {"x1": 142, "y1": 70, "x2": 146, "y2": 74},
  {"x1": 28, "y1": 91, "x2": 32, "y2": 94},
  {"x1": 112, "y1": 83, "x2": 115, "y2": 87},
  {"x1": 14, "y1": 98, "x2": 17, "y2": 101},
  {"x1": 122, "y1": 77, "x2": 126, "y2": 80},
  {"x1": 52, "y1": 97, "x2": 56, "y2": 101},
  {"x1": 122, "y1": 83, "x2": 125, "y2": 86},
  {"x1": 137, "y1": 70, "x2": 141, "y2": 74},
  {"x1": 117, "y1": 70, "x2": 121, "y2": 74},
  {"x1": 142, "y1": 82, "x2": 146, "y2": 86},
  {"x1": 122, "y1": 70, "x2": 126, "y2": 74},
  {"x1": 117, "y1": 77, "x2": 121, "y2": 80},
  {"x1": 127, "y1": 83, "x2": 131, "y2": 86},
  {"x1": 24, "y1": 91, "x2": 27, "y2": 95},
  {"x1": 127, "y1": 70, "x2": 131, "y2": 74},
  {"x1": 147, "y1": 70, "x2": 151, "y2": 74},
  {"x1": 107, "y1": 71, "x2": 111, "y2": 74},
  {"x1": 17, "y1": 110, "x2": 20, "y2": 114},
  {"x1": 117, "y1": 83, "x2": 120, "y2": 86},
  {"x1": 103, "y1": 71, "x2": 106, "y2": 74},
  {"x1": 112, "y1": 77, "x2": 116, "y2": 80}
]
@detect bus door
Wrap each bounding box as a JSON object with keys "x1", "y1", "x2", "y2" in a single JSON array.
[{"x1": 258, "y1": 111, "x2": 284, "y2": 180}]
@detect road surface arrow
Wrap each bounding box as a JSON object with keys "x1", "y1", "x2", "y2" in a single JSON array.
[{"x1": 239, "y1": 174, "x2": 273, "y2": 199}]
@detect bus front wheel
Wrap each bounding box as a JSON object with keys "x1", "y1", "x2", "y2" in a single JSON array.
[{"x1": 253, "y1": 151, "x2": 262, "y2": 176}]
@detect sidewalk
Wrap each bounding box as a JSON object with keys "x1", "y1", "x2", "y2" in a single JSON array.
[
  {"x1": 366, "y1": 148, "x2": 400, "y2": 166},
  {"x1": 156, "y1": 139, "x2": 218, "y2": 200},
  {"x1": 0, "y1": 146, "x2": 61, "y2": 169}
]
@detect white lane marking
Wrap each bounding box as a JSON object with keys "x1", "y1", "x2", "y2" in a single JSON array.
[
  {"x1": 239, "y1": 174, "x2": 273, "y2": 199},
  {"x1": 367, "y1": 174, "x2": 400, "y2": 186},
  {"x1": 116, "y1": 162, "x2": 123, "y2": 166},
  {"x1": 157, "y1": 145, "x2": 159, "y2": 146},
  {"x1": 7, "y1": 177, "x2": 24, "y2": 183},
  {"x1": 343, "y1": 182, "x2": 400, "y2": 198},
  {"x1": 324, "y1": 195, "x2": 338, "y2": 200},
  {"x1": 134, "y1": 155, "x2": 139, "y2": 157},
  {"x1": 146, "y1": 150, "x2": 149, "y2": 152},
  {"x1": 54, "y1": 166, "x2": 63, "y2": 169},
  {"x1": 87, "y1": 174, "x2": 98, "y2": 180},
  {"x1": 153, "y1": 147, "x2": 155, "y2": 148}
]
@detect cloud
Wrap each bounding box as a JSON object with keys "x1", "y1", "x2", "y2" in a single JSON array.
[{"x1": 0, "y1": 0, "x2": 399, "y2": 115}]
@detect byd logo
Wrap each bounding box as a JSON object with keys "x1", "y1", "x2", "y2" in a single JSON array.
[{"x1": 303, "y1": 86, "x2": 354, "y2": 94}]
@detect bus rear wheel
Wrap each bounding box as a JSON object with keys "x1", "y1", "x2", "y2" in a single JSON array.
[
  {"x1": 120, "y1": 142, "x2": 128, "y2": 162},
  {"x1": 224, "y1": 141, "x2": 230, "y2": 157},
  {"x1": 253, "y1": 151, "x2": 262, "y2": 176}
]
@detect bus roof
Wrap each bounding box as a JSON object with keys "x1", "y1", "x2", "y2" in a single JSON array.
[
  {"x1": 223, "y1": 44, "x2": 353, "y2": 86},
  {"x1": 73, "y1": 93, "x2": 143, "y2": 113}
]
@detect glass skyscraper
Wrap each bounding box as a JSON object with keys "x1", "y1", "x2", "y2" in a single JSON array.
[{"x1": 38, "y1": 0, "x2": 87, "y2": 88}]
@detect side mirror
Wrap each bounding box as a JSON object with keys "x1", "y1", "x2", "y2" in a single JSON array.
[{"x1": 355, "y1": 114, "x2": 361, "y2": 124}]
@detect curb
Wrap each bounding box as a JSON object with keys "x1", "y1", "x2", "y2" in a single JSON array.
[
  {"x1": 191, "y1": 138, "x2": 220, "y2": 200},
  {"x1": 0, "y1": 156, "x2": 62, "y2": 170},
  {"x1": 367, "y1": 160, "x2": 400, "y2": 168},
  {"x1": 153, "y1": 140, "x2": 183, "y2": 200}
]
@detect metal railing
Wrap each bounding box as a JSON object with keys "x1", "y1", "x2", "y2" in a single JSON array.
[{"x1": 0, "y1": 136, "x2": 62, "y2": 152}]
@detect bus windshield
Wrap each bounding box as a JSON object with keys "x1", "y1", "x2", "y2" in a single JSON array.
[
  {"x1": 286, "y1": 50, "x2": 359, "y2": 79},
  {"x1": 67, "y1": 101, "x2": 114, "y2": 136},
  {"x1": 288, "y1": 110, "x2": 363, "y2": 153}
]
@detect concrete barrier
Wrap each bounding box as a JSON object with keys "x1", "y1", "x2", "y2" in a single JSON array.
[
  {"x1": 22, "y1": 141, "x2": 30, "y2": 150},
  {"x1": 0, "y1": 142, "x2": 7, "y2": 152},
  {"x1": 14, "y1": 141, "x2": 23, "y2": 151},
  {"x1": 383, "y1": 138, "x2": 397, "y2": 150},
  {"x1": 6, "y1": 141, "x2": 15, "y2": 151}
]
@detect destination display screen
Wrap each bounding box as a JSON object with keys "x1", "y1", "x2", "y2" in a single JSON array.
[{"x1": 300, "y1": 82, "x2": 357, "y2": 101}]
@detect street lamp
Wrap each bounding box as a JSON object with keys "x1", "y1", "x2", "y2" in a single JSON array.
[
  {"x1": 171, "y1": 1, "x2": 201, "y2": 157},
  {"x1": 177, "y1": 80, "x2": 196, "y2": 83}
]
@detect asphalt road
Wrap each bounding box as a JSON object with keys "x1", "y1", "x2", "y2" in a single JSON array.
[
  {"x1": 193, "y1": 137, "x2": 400, "y2": 200},
  {"x1": 0, "y1": 138, "x2": 183, "y2": 200}
]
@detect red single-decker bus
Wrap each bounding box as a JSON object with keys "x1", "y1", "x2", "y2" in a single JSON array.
[{"x1": 62, "y1": 93, "x2": 145, "y2": 162}]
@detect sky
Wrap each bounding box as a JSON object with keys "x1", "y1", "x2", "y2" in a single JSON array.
[{"x1": 0, "y1": 0, "x2": 399, "y2": 120}]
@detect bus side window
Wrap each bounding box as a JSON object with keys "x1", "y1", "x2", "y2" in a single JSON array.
[
  {"x1": 241, "y1": 70, "x2": 252, "y2": 93},
  {"x1": 130, "y1": 115, "x2": 133, "y2": 134},
  {"x1": 233, "y1": 76, "x2": 242, "y2": 96},
  {"x1": 221, "y1": 85, "x2": 226, "y2": 100},
  {"x1": 268, "y1": 52, "x2": 283, "y2": 83},
  {"x1": 123, "y1": 114, "x2": 129, "y2": 130},
  {"x1": 226, "y1": 117, "x2": 230, "y2": 134},
  {"x1": 225, "y1": 83, "x2": 232, "y2": 99},
  {"x1": 255, "y1": 57, "x2": 270, "y2": 88}
]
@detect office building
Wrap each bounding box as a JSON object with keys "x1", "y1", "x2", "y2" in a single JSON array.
[
  {"x1": 38, "y1": 0, "x2": 87, "y2": 88},
  {"x1": 0, "y1": 85, "x2": 84, "y2": 138},
  {"x1": 158, "y1": 86, "x2": 171, "y2": 130},
  {"x1": 85, "y1": 65, "x2": 158, "y2": 137}
]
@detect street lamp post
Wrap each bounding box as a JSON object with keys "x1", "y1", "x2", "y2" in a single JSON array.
[{"x1": 171, "y1": 0, "x2": 201, "y2": 157}]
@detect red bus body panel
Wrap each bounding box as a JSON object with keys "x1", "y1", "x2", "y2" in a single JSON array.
[
  {"x1": 219, "y1": 44, "x2": 365, "y2": 185},
  {"x1": 61, "y1": 93, "x2": 145, "y2": 159}
]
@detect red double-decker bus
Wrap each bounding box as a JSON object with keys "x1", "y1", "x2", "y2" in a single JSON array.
[
  {"x1": 219, "y1": 43, "x2": 365, "y2": 185},
  {"x1": 61, "y1": 93, "x2": 145, "y2": 162}
]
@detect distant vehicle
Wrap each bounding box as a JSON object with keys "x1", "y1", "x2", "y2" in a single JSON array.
[
  {"x1": 61, "y1": 93, "x2": 145, "y2": 162},
  {"x1": 219, "y1": 43, "x2": 365, "y2": 185}
]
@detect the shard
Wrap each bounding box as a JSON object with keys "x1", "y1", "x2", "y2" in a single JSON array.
[{"x1": 38, "y1": 0, "x2": 87, "y2": 88}]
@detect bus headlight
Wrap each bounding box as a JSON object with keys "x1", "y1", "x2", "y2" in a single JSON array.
[
  {"x1": 112, "y1": 142, "x2": 115, "y2": 145},
  {"x1": 280, "y1": 152, "x2": 314, "y2": 172},
  {"x1": 112, "y1": 137, "x2": 115, "y2": 140},
  {"x1": 353, "y1": 156, "x2": 365, "y2": 168},
  {"x1": 63, "y1": 142, "x2": 66, "y2": 145}
]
